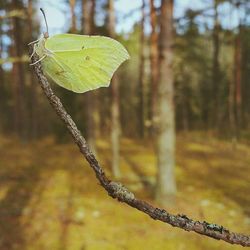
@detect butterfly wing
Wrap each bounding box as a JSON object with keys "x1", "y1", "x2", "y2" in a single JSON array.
[
  {"x1": 41, "y1": 55, "x2": 80, "y2": 91},
  {"x1": 44, "y1": 34, "x2": 129, "y2": 93}
]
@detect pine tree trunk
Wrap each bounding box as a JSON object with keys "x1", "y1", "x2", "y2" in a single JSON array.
[
  {"x1": 156, "y1": 0, "x2": 176, "y2": 205},
  {"x1": 0, "y1": 22, "x2": 4, "y2": 133},
  {"x1": 82, "y1": 0, "x2": 88, "y2": 34},
  {"x1": 235, "y1": 26, "x2": 242, "y2": 133},
  {"x1": 212, "y1": 0, "x2": 221, "y2": 129},
  {"x1": 228, "y1": 75, "x2": 236, "y2": 139},
  {"x1": 12, "y1": 0, "x2": 26, "y2": 140},
  {"x1": 28, "y1": 0, "x2": 38, "y2": 139},
  {"x1": 181, "y1": 85, "x2": 189, "y2": 131},
  {"x1": 138, "y1": 0, "x2": 146, "y2": 138},
  {"x1": 150, "y1": 0, "x2": 159, "y2": 134},
  {"x1": 229, "y1": 10, "x2": 242, "y2": 142},
  {"x1": 228, "y1": 5, "x2": 236, "y2": 143},
  {"x1": 69, "y1": 0, "x2": 77, "y2": 33},
  {"x1": 108, "y1": 0, "x2": 121, "y2": 178},
  {"x1": 111, "y1": 74, "x2": 120, "y2": 178}
]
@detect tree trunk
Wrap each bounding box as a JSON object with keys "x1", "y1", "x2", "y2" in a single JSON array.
[
  {"x1": 229, "y1": 8, "x2": 242, "y2": 142},
  {"x1": 228, "y1": 3, "x2": 236, "y2": 143},
  {"x1": 28, "y1": 0, "x2": 38, "y2": 139},
  {"x1": 155, "y1": 0, "x2": 176, "y2": 205},
  {"x1": 150, "y1": 0, "x2": 159, "y2": 134},
  {"x1": 69, "y1": 0, "x2": 77, "y2": 33},
  {"x1": 90, "y1": 0, "x2": 96, "y2": 34},
  {"x1": 212, "y1": 0, "x2": 221, "y2": 128},
  {"x1": 0, "y1": 21, "x2": 4, "y2": 133},
  {"x1": 181, "y1": 84, "x2": 189, "y2": 131},
  {"x1": 81, "y1": 0, "x2": 98, "y2": 155},
  {"x1": 108, "y1": 0, "x2": 121, "y2": 178},
  {"x1": 235, "y1": 26, "x2": 242, "y2": 134},
  {"x1": 12, "y1": 0, "x2": 26, "y2": 140},
  {"x1": 228, "y1": 74, "x2": 236, "y2": 141},
  {"x1": 138, "y1": 0, "x2": 146, "y2": 138},
  {"x1": 111, "y1": 74, "x2": 120, "y2": 178},
  {"x1": 82, "y1": 0, "x2": 94, "y2": 34}
]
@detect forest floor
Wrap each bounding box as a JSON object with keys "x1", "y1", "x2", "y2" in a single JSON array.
[{"x1": 0, "y1": 132, "x2": 249, "y2": 250}]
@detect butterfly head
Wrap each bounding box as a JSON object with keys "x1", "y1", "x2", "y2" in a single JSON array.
[{"x1": 43, "y1": 31, "x2": 49, "y2": 39}]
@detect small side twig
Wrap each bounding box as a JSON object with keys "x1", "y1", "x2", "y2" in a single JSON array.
[{"x1": 29, "y1": 48, "x2": 250, "y2": 247}]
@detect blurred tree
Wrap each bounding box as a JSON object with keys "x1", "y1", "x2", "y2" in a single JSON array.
[
  {"x1": 118, "y1": 24, "x2": 141, "y2": 138},
  {"x1": 138, "y1": 0, "x2": 146, "y2": 138},
  {"x1": 211, "y1": 0, "x2": 222, "y2": 128},
  {"x1": 227, "y1": 0, "x2": 247, "y2": 139},
  {"x1": 0, "y1": 20, "x2": 5, "y2": 133},
  {"x1": 149, "y1": 0, "x2": 159, "y2": 134},
  {"x1": 174, "y1": 9, "x2": 210, "y2": 130},
  {"x1": 227, "y1": 2, "x2": 236, "y2": 139},
  {"x1": 234, "y1": 9, "x2": 242, "y2": 135},
  {"x1": 108, "y1": 0, "x2": 121, "y2": 178},
  {"x1": 241, "y1": 6, "x2": 250, "y2": 130},
  {"x1": 69, "y1": 0, "x2": 77, "y2": 33},
  {"x1": 156, "y1": 0, "x2": 176, "y2": 205},
  {"x1": 27, "y1": 0, "x2": 38, "y2": 139},
  {"x1": 82, "y1": 0, "x2": 91, "y2": 34},
  {"x1": 11, "y1": 0, "x2": 27, "y2": 140}
]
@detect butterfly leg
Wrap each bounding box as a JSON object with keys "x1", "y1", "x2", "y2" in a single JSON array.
[
  {"x1": 30, "y1": 55, "x2": 46, "y2": 66},
  {"x1": 29, "y1": 44, "x2": 37, "y2": 59}
]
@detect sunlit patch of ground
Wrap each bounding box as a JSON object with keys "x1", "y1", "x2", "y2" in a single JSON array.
[{"x1": 0, "y1": 133, "x2": 249, "y2": 249}]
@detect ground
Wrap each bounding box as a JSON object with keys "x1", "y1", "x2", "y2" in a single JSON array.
[{"x1": 0, "y1": 133, "x2": 249, "y2": 250}]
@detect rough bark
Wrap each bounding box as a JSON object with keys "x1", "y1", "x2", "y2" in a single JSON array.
[
  {"x1": 108, "y1": 0, "x2": 121, "y2": 178},
  {"x1": 29, "y1": 47, "x2": 250, "y2": 247},
  {"x1": 155, "y1": 0, "x2": 176, "y2": 205},
  {"x1": 149, "y1": 0, "x2": 159, "y2": 133}
]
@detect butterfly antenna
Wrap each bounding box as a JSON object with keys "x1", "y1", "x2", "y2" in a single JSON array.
[{"x1": 40, "y1": 8, "x2": 49, "y2": 38}]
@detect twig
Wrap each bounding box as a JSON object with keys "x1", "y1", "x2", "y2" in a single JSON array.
[{"x1": 29, "y1": 47, "x2": 250, "y2": 247}]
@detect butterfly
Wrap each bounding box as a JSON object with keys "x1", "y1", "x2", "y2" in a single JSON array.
[{"x1": 29, "y1": 9, "x2": 129, "y2": 93}]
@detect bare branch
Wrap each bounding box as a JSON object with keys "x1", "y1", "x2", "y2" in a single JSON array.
[{"x1": 29, "y1": 47, "x2": 250, "y2": 247}]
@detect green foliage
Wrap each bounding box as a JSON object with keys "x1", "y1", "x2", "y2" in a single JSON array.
[
  {"x1": 175, "y1": 18, "x2": 212, "y2": 129},
  {"x1": 118, "y1": 24, "x2": 142, "y2": 137}
]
